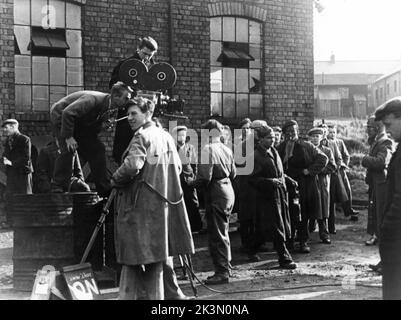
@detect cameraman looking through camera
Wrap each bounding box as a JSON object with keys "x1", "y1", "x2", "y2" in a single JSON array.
[{"x1": 109, "y1": 36, "x2": 158, "y2": 165}]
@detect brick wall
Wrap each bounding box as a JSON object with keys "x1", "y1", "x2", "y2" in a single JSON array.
[{"x1": 1, "y1": 0, "x2": 314, "y2": 157}]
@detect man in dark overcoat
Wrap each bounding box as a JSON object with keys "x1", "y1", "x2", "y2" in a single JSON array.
[
  {"x1": 277, "y1": 120, "x2": 328, "y2": 254},
  {"x1": 1, "y1": 119, "x2": 33, "y2": 228},
  {"x1": 247, "y1": 125, "x2": 296, "y2": 269},
  {"x1": 374, "y1": 96, "x2": 401, "y2": 300}
]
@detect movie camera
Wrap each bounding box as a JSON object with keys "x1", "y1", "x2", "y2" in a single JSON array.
[{"x1": 118, "y1": 59, "x2": 187, "y2": 119}]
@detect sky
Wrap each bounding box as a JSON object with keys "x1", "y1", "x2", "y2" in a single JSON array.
[{"x1": 314, "y1": 0, "x2": 401, "y2": 61}]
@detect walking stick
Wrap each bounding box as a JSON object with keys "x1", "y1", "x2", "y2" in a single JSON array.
[{"x1": 80, "y1": 189, "x2": 117, "y2": 264}]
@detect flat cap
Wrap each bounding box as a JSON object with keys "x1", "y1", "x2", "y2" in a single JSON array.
[
  {"x1": 250, "y1": 120, "x2": 268, "y2": 129},
  {"x1": 282, "y1": 120, "x2": 298, "y2": 132},
  {"x1": 2, "y1": 119, "x2": 18, "y2": 127},
  {"x1": 375, "y1": 96, "x2": 401, "y2": 121},
  {"x1": 171, "y1": 125, "x2": 188, "y2": 133},
  {"x1": 307, "y1": 127, "x2": 324, "y2": 136}
]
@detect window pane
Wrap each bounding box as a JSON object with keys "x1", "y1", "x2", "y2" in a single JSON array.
[
  {"x1": 49, "y1": 0, "x2": 65, "y2": 28},
  {"x1": 250, "y1": 94, "x2": 263, "y2": 117},
  {"x1": 67, "y1": 58, "x2": 83, "y2": 86},
  {"x1": 210, "y1": 41, "x2": 222, "y2": 67},
  {"x1": 14, "y1": 0, "x2": 30, "y2": 25},
  {"x1": 67, "y1": 30, "x2": 82, "y2": 58},
  {"x1": 236, "y1": 94, "x2": 248, "y2": 118},
  {"x1": 223, "y1": 93, "x2": 235, "y2": 117},
  {"x1": 50, "y1": 86, "x2": 66, "y2": 105},
  {"x1": 32, "y1": 0, "x2": 48, "y2": 27},
  {"x1": 15, "y1": 55, "x2": 31, "y2": 84},
  {"x1": 66, "y1": 3, "x2": 81, "y2": 29},
  {"x1": 211, "y1": 67, "x2": 222, "y2": 92},
  {"x1": 50, "y1": 57, "x2": 66, "y2": 85},
  {"x1": 15, "y1": 85, "x2": 31, "y2": 112},
  {"x1": 14, "y1": 25, "x2": 31, "y2": 55},
  {"x1": 211, "y1": 92, "x2": 222, "y2": 117},
  {"x1": 236, "y1": 69, "x2": 249, "y2": 93},
  {"x1": 67, "y1": 86, "x2": 84, "y2": 95},
  {"x1": 210, "y1": 17, "x2": 221, "y2": 41},
  {"x1": 222, "y1": 17, "x2": 235, "y2": 42},
  {"x1": 249, "y1": 69, "x2": 261, "y2": 93},
  {"x1": 249, "y1": 44, "x2": 261, "y2": 68},
  {"x1": 249, "y1": 20, "x2": 261, "y2": 44},
  {"x1": 32, "y1": 56, "x2": 49, "y2": 84},
  {"x1": 236, "y1": 18, "x2": 248, "y2": 43},
  {"x1": 33, "y1": 85, "x2": 49, "y2": 111},
  {"x1": 222, "y1": 68, "x2": 235, "y2": 92}
]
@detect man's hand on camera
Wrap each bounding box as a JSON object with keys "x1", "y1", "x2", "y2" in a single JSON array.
[{"x1": 65, "y1": 137, "x2": 78, "y2": 152}]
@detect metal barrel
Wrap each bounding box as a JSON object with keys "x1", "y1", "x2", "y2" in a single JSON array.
[{"x1": 11, "y1": 192, "x2": 103, "y2": 291}]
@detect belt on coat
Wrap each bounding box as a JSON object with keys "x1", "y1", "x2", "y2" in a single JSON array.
[{"x1": 139, "y1": 179, "x2": 184, "y2": 205}]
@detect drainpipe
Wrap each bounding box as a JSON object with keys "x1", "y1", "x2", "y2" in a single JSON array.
[{"x1": 168, "y1": 0, "x2": 174, "y2": 97}]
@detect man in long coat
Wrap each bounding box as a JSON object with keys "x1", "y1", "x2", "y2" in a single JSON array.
[
  {"x1": 277, "y1": 120, "x2": 328, "y2": 253},
  {"x1": 308, "y1": 127, "x2": 336, "y2": 244},
  {"x1": 1, "y1": 119, "x2": 33, "y2": 228},
  {"x1": 327, "y1": 124, "x2": 359, "y2": 220},
  {"x1": 247, "y1": 125, "x2": 296, "y2": 269},
  {"x1": 362, "y1": 115, "x2": 393, "y2": 273},
  {"x1": 374, "y1": 96, "x2": 401, "y2": 299},
  {"x1": 111, "y1": 98, "x2": 194, "y2": 300}
]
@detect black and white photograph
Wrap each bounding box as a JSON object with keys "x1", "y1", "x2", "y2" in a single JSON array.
[{"x1": 1, "y1": 0, "x2": 401, "y2": 307}]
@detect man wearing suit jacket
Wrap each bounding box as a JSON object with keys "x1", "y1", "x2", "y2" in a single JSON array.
[
  {"x1": 50, "y1": 82, "x2": 132, "y2": 196},
  {"x1": 1, "y1": 119, "x2": 33, "y2": 228}
]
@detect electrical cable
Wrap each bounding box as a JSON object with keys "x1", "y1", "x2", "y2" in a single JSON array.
[{"x1": 181, "y1": 259, "x2": 382, "y2": 296}]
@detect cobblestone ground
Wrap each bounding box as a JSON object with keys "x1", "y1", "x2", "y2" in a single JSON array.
[{"x1": 0, "y1": 207, "x2": 382, "y2": 300}]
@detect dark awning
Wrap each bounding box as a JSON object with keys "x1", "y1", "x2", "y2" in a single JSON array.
[
  {"x1": 217, "y1": 48, "x2": 254, "y2": 62},
  {"x1": 30, "y1": 29, "x2": 69, "y2": 50}
]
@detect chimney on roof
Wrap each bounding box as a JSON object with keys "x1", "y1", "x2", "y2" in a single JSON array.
[{"x1": 330, "y1": 52, "x2": 335, "y2": 64}]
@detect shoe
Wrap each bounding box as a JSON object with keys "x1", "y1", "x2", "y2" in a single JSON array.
[
  {"x1": 321, "y1": 238, "x2": 331, "y2": 244},
  {"x1": 248, "y1": 253, "x2": 261, "y2": 262},
  {"x1": 350, "y1": 215, "x2": 358, "y2": 222},
  {"x1": 69, "y1": 178, "x2": 91, "y2": 192},
  {"x1": 365, "y1": 236, "x2": 378, "y2": 246},
  {"x1": 279, "y1": 260, "x2": 297, "y2": 270},
  {"x1": 308, "y1": 220, "x2": 317, "y2": 233},
  {"x1": 299, "y1": 242, "x2": 311, "y2": 254},
  {"x1": 204, "y1": 274, "x2": 229, "y2": 285},
  {"x1": 351, "y1": 209, "x2": 360, "y2": 215},
  {"x1": 369, "y1": 261, "x2": 382, "y2": 272}
]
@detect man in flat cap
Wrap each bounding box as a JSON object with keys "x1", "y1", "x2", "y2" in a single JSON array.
[
  {"x1": 171, "y1": 125, "x2": 202, "y2": 232},
  {"x1": 308, "y1": 127, "x2": 336, "y2": 244},
  {"x1": 374, "y1": 97, "x2": 401, "y2": 299},
  {"x1": 361, "y1": 115, "x2": 393, "y2": 275},
  {"x1": 1, "y1": 119, "x2": 33, "y2": 228},
  {"x1": 277, "y1": 120, "x2": 328, "y2": 253}
]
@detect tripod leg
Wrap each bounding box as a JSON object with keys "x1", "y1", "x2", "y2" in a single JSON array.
[
  {"x1": 183, "y1": 254, "x2": 197, "y2": 297},
  {"x1": 177, "y1": 255, "x2": 188, "y2": 280}
]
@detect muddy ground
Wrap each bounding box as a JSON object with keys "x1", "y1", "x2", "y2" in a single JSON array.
[{"x1": 0, "y1": 204, "x2": 382, "y2": 300}]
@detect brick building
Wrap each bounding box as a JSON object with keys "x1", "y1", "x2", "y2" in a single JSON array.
[{"x1": 1, "y1": 0, "x2": 314, "y2": 175}]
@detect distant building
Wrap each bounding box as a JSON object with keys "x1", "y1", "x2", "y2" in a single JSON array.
[
  {"x1": 370, "y1": 67, "x2": 401, "y2": 111},
  {"x1": 314, "y1": 54, "x2": 401, "y2": 119}
]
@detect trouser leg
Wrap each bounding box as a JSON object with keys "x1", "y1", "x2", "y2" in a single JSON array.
[
  {"x1": 328, "y1": 200, "x2": 336, "y2": 233},
  {"x1": 53, "y1": 141, "x2": 75, "y2": 190},
  {"x1": 298, "y1": 218, "x2": 309, "y2": 243},
  {"x1": 206, "y1": 201, "x2": 231, "y2": 277},
  {"x1": 318, "y1": 219, "x2": 330, "y2": 240},
  {"x1": 163, "y1": 257, "x2": 185, "y2": 299},
  {"x1": 239, "y1": 218, "x2": 254, "y2": 250},
  {"x1": 78, "y1": 138, "x2": 111, "y2": 197},
  {"x1": 183, "y1": 184, "x2": 202, "y2": 232},
  {"x1": 273, "y1": 231, "x2": 293, "y2": 263},
  {"x1": 118, "y1": 262, "x2": 164, "y2": 300}
]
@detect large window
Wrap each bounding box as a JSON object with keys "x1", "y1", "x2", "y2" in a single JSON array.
[
  {"x1": 14, "y1": 0, "x2": 83, "y2": 112},
  {"x1": 210, "y1": 17, "x2": 263, "y2": 119}
]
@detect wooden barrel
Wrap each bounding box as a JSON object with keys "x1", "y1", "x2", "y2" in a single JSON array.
[{"x1": 11, "y1": 192, "x2": 103, "y2": 291}]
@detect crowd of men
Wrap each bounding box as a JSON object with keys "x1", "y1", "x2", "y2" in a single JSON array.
[{"x1": 1, "y1": 35, "x2": 401, "y2": 300}]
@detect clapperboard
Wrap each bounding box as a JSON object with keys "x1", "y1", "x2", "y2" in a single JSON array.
[
  {"x1": 61, "y1": 263, "x2": 101, "y2": 300},
  {"x1": 31, "y1": 265, "x2": 58, "y2": 300}
]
